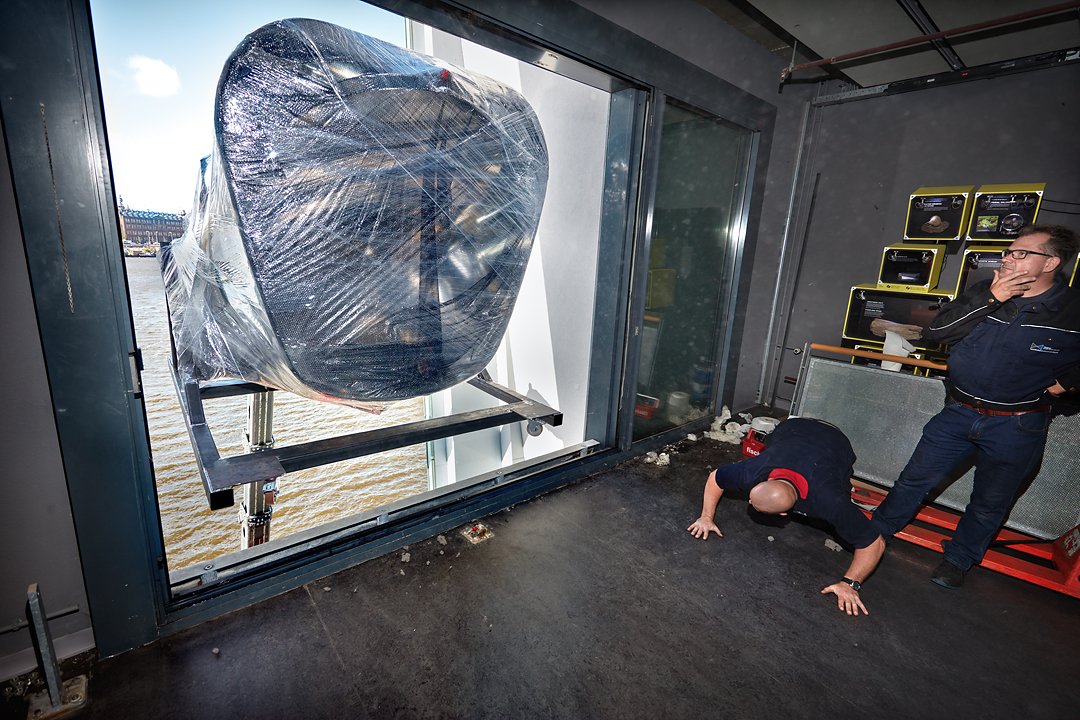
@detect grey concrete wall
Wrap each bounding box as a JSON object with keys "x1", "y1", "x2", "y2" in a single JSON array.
[
  {"x1": 0, "y1": 123, "x2": 94, "y2": 678},
  {"x1": 774, "y1": 63, "x2": 1080, "y2": 404}
]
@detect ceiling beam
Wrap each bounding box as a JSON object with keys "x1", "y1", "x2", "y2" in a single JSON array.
[
  {"x1": 895, "y1": 0, "x2": 965, "y2": 71},
  {"x1": 780, "y1": 0, "x2": 1080, "y2": 85}
]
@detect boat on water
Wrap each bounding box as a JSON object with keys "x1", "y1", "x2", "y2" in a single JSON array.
[{"x1": 123, "y1": 243, "x2": 159, "y2": 257}]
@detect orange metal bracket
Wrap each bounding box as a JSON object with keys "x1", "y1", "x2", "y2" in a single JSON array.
[{"x1": 852, "y1": 485, "x2": 1080, "y2": 599}]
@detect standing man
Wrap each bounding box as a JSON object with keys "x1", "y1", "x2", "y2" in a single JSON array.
[
  {"x1": 872, "y1": 224, "x2": 1080, "y2": 589},
  {"x1": 688, "y1": 417, "x2": 885, "y2": 616}
]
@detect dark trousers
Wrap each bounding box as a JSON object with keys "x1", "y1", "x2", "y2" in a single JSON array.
[{"x1": 871, "y1": 401, "x2": 1050, "y2": 571}]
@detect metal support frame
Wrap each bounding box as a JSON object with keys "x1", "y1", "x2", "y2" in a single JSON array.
[
  {"x1": 24, "y1": 585, "x2": 89, "y2": 719},
  {"x1": 240, "y1": 389, "x2": 276, "y2": 548},
  {"x1": 170, "y1": 362, "x2": 562, "y2": 511},
  {"x1": 852, "y1": 486, "x2": 1080, "y2": 599}
]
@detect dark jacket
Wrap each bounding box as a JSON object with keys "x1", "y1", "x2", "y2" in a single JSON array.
[
  {"x1": 712, "y1": 418, "x2": 879, "y2": 549},
  {"x1": 924, "y1": 279, "x2": 1080, "y2": 408}
]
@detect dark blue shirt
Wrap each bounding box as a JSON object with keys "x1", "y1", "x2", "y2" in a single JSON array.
[
  {"x1": 712, "y1": 418, "x2": 880, "y2": 549},
  {"x1": 924, "y1": 279, "x2": 1080, "y2": 406}
]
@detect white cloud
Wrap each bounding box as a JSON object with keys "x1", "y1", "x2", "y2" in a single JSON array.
[{"x1": 128, "y1": 56, "x2": 180, "y2": 97}]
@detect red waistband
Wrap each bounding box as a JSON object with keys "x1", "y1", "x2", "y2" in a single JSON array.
[{"x1": 955, "y1": 400, "x2": 1049, "y2": 416}]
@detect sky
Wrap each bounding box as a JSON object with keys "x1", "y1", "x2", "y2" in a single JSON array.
[{"x1": 90, "y1": 0, "x2": 407, "y2": 213}]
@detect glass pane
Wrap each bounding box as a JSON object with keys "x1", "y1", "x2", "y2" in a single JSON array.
[{"x1": 633, "y1": 101, "x2": 751, "y2": 440}]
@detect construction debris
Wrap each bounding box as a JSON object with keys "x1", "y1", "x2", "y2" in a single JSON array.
[
  {"x1": 643, "y1": 451, "x2": 671, "y2": 466},
  {"x1": 704, "y1": 406, "x2": 749, "y2": 444}
]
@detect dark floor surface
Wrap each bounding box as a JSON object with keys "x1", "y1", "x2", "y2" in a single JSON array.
[{"x1": 4, "y1": 437, "x2": 1078, "y2": 719}]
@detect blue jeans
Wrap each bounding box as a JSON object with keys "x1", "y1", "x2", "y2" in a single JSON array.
[{"x1": 871, "y1": 400, "x2": 1050, "y2": 571}]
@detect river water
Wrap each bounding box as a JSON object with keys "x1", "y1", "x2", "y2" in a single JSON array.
[{"x1": 126, "y1": 257, "x2": 428, "y2": 571}]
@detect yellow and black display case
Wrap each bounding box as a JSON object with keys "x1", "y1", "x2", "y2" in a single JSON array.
[
  {"x1": 843, "y1": 284, "x2": 954, "y2": 353},
  {"x1": 967, "y1": 183, "x2": 1044, "y2": 242},
  {"x1": 955, "y1": 245, "x2": 1003, "y2": 295},
  {"x1": 903, "y1": 185, "x2": 973, "y2": 242},
  {"x1": 877, "y1": 243, "x2": 946, "y2": 291}
]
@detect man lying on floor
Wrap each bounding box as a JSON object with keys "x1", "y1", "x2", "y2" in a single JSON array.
[{"x1": 687, "y1": 417, "x2": 885, "y2": 616}]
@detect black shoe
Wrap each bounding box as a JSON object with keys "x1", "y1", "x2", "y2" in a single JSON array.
[{"x1": 930, "y1": 559, "x2": 967, "y2": 589}]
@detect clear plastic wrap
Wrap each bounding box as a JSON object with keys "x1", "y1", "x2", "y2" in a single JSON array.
[{"x1": 161, "y1": 18, "x2": 548, "y2": 407}]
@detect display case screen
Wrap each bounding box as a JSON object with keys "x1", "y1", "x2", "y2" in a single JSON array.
[
  {"x1": 958, "y1": 250, "x2": 1002, "y2": 294},
  {"x1": 905, "y1": 194, "x2": 967, "y2": 240},
  {"x1": 969, "y1": 193, "x2": 1040, "y2": 240},
  {"x1": 844, "y1": 288, "x2": 952, "y2": 351},
  {"x1": 880, "y1": 248, "x2": 936, "y2": 286}
]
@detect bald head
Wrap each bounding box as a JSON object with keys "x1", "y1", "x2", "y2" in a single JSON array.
[{"x1": 749, "y1": 479, "x2": 798, "y2": 514}]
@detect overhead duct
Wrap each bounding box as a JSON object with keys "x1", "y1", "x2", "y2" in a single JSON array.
[{"x1": 162, "y1": 18, "x2": 548, "y2": 406}]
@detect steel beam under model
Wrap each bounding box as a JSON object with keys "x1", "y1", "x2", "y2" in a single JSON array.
[{"x1": 169, "y1": 366, "x2": 562, "y2": 511}]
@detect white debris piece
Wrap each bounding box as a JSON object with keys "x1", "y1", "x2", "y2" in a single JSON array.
[
  {"x1": 824, "y1": 538, "x2": 844, "y2": 552},
  {"x1": 686, "y1": 433, "x2": 698, "y2": 442},
  {"x1": 767, "y1": 536, "x2": 775, "y2": 542},
  {"x1": 655, "y1": 452, "x2": 670, "y2": 466},
  {"x1": 401, "y1": 552, "x2": 412, "y2": 563},
  {"x1": 437, "y1": 535, "x2": 448, "y2": 546},
  {"x1": 705, "y1": 415, "x2": 748, "y2": 444},
  {"x1": 643, "y1": 451, "x2": 659, "y2": 464}
]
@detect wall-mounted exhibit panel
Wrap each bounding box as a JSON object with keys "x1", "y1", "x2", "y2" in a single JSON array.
[
  {"x1": 904, "y1": 185, "x2": 973, "y2": 242},
  {"x1": 842, "y1": 285, "x2": 954, "y2": 354},
  {"x1": 877, "y1": 243, "x2": 947, "y2": 291},
  {"x1": 955, "y1": 245, "x2": 1003, "y2": 295},
  {"x1": 967, "y1": 183, "x2": 1045, "y2": 242}
]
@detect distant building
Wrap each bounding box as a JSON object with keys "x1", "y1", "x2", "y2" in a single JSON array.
[{"x1": 118, "y1": 200, "x2": 186, "y2": 251}]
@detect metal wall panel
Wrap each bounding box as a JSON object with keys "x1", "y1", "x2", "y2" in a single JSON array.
[{"x1": 795, "y1": 357, "x2": 1080, "y2": 539}]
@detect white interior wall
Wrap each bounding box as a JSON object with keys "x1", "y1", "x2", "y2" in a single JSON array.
[{"x1": 411, "y1": 25, "x2": 609, "y2": 486}]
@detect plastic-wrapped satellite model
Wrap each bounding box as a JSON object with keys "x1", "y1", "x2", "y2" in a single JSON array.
[{"x1": 161, "y1": 18, "x2": 548, "y2": 406}]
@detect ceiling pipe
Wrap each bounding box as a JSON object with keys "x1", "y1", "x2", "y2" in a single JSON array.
[{"x1": 779, "y1": 0, "x2": 1080, "y2": 84}]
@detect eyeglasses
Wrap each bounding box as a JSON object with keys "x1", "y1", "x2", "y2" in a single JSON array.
[{"x1": 1001, "y1": 248, "x2": 1053, "y2": 260}]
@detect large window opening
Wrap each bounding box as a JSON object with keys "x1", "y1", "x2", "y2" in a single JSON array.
[{"x1": 89, "y1": 0, "x2": 634, "y2": 591}]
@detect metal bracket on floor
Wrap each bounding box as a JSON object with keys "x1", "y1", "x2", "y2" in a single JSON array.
[
  {"x1": 169, "y1": 363, "x2": 562, "y2": 511},
  {"x1": 24, "y1": 584, "x2": 89, "y2": 719},
  {"x1": 851, "y1": 485, "x2": 1080, "y2": 599}
]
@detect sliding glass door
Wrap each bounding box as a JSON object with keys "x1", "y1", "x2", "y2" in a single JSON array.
[{"x1": 633, "y1": 100, "x2": 752, "y2": 440}]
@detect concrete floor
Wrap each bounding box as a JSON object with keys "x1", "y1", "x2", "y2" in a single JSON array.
[{"x1": 4, "y1": 437, "x2": 1078, "y2": 719}]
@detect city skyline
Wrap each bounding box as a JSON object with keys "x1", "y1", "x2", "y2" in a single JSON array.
[{"x1": 91, "y1": 0, "x2": 407, "y2": 213}]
